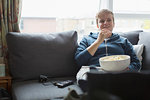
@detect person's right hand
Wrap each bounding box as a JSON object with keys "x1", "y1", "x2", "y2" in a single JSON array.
[
  {"x1": 87, "y1": 29, "x2": 112, "y2": 56},
  {"x1": 97, "y1": 29, "x2": 112, "y2": 43}
]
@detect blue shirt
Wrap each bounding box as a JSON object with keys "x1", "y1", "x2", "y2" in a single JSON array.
[{"x1": 75, "y1": 32, "x2": 141, "y2": 71}]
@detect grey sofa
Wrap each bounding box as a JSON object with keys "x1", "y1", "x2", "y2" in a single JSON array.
[
  {"x1": 6, "y1": 30, "x2": 150, "y2": 100},
  {"x1": 6, "y1": 31, "x2": 83, "y2": 100}
]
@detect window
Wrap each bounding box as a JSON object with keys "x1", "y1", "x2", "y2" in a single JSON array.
[
  {"x1": 113, "y1": 0, "x2": 150, "y2": 32},
  {"x1": 113, "y1": 0, "x2": 150, "y2": 14},
  {"x1": 20, "y1": 19, "x2": 24, "y2": 30},
  {"x1": 98, "y1": 0, "x2": 150, "y2": 32},
  {"x1": 21, "y1": 0, "x2": 100, "y2": 41},
  {"x1": 21, "y1": 0, "x2": 150, "y2": 40}
]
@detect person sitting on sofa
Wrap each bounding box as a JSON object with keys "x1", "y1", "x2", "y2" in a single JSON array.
[{"x1": 75, "y1": 9, "x2": 141, "y2": 71}]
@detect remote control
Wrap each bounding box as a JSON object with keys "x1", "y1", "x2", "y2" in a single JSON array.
[{"x1": 53, "y1": 80, "x2": 74, "y2": 88}]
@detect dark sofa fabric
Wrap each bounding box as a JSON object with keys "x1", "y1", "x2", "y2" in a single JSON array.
[
  {"x1": 11, "y1": 77, "x2": 83, "y2": 100},
  {"x1": 6, "y1": 31, "x2": 79, "y2": 81},
  {"x1": 87, "y1": 71, "x2": 150, "y2": 100},
  {"x1": 6, "y1": 30, "x2": 83, "y2": 100},
  {"x1": 6, "y1": 30, "x2": 150, "y2": 100},
  {"x1": 117, "y1": 30, "x2": 143, "y2": 45}
]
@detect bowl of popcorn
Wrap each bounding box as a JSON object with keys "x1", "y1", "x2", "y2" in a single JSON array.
[{"x1": 99, "y1": 55, "x2": 130, "y2": 71}]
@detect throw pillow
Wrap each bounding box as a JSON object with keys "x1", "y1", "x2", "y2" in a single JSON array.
[
  {"x1": 6, "y1": 30, "x2": 78, "y2": 81},
  {"x1": 133, "y1": 44, "x2": 144, "y2": 65}
]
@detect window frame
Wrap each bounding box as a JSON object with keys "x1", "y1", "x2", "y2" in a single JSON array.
[{"x1": 100, "y1": 0, "x2": 150, "y2": 19}]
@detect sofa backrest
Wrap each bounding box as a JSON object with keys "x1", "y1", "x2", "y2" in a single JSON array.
[
  {"x1": 6, "y1": 30, "x2": 79, "y2": 81},
  {"x1": 117, "y1": 30, "x2": 143, "y2": 45}
]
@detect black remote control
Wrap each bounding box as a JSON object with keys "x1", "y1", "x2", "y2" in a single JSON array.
[{"x1": 53, "y1": 80, "x2": 74, "y2": 88}]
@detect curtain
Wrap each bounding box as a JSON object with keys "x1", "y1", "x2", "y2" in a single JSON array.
[{"x1": 0, "y1": 0, "x2": 22, "y2": 68}]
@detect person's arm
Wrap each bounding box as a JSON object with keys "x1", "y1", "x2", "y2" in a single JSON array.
[
  {"x1": 75, "y1": 38, "x2": 103, "y2": 67},
  {"x1": 75, "y1": 29, "x2": 112, "y2": 67},
  {"x1": 75, "y1": 37, "x2": 93, "y2": 67},
  {"x1": 87, "y1": 39, "x2": 102, "y2": 56},
  {"x1": 87, "y1": 29, "x2": 112, "y2": 56},
  {"x1": 124, "y1": 39, "x2": 141, "y2": 71}
]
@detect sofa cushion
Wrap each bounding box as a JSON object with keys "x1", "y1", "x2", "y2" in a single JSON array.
[
  {"x1": 138, "y1": 32, "x2": 150, "y2": 70},
  {"x1": 133, "y1": 44, "x2": 144, "y2": 65},
  {"x1": 11, "y1": 78, "x2": 83, "y2": 100},
  {"x1": 6, "y1": 30, "x2": 78, "y2": 81},
  {"x1": 118, "y1": 30, "x2": 143, "y2": 45}
]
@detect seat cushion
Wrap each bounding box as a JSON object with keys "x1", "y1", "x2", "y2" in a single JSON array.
[
  {"x1": 11, "y1": 78, "x2": 83, "y2": 100},
  {"x1": 6, "y1": 31, "x2": 78, "y2": 81}
]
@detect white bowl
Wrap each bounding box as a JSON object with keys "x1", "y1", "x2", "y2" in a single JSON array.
[{"x1": 99, "y1": 55, "x2": 130, "y2": 71}]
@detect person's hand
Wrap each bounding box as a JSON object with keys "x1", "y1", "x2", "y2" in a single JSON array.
[
  {"x1": 123, "y1": 67, "x2": 130, "y2": 71},
  {"x1": 97, "y1": 29, "x2": 112, "y2": 43},
  {"x1": 87, "y1": 29, "x2": 112, "y2": 56}
]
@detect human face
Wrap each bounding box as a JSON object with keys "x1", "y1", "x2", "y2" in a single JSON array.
[{"x1": 97, "y1": 13, "x2": 114, "y2": 32}]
